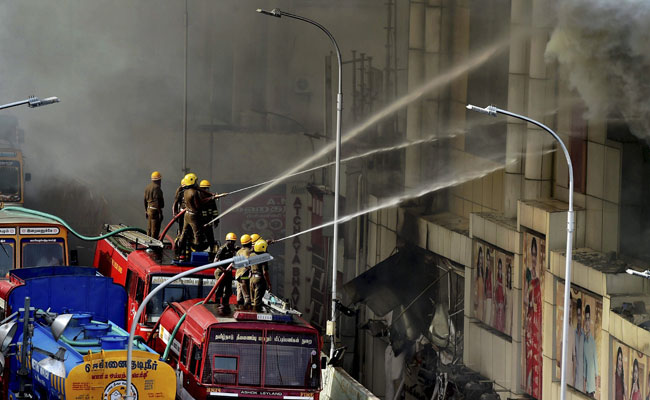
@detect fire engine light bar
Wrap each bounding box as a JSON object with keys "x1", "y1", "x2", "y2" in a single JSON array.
[{"x1": 233, "y1": 311, "x2": 293, "y2": 323}]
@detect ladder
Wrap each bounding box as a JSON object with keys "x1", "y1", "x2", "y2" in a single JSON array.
[{"x1": 105, "y1": 224, "x2": 163, "y2": 248}]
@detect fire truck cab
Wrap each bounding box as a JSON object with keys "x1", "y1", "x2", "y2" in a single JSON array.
[
  {"x1": 151, "y1": 294, "x2": 322, "y2": 400},
  {"x1": 93, "y1": 225, "x2": 220, "y2": 339}
]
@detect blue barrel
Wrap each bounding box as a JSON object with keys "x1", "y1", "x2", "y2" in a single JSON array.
[
  {"x1": 83, "y1": 323, "x2": 111, "y2": 338},
  {"x1": 100, "y1": 336, "x2": 128, "y2": 350}
]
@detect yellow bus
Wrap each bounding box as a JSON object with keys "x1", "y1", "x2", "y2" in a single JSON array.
[
  {"x1": 0, "y1": 149, "x2": 25, "y2": 204},
  {"x1": 0, "y1": 208, "x2": 70, "y2": 275}
]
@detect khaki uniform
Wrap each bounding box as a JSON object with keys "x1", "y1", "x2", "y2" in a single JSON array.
[
  {"x1": 213, "y1": 243, "x2": 239, "y2": 306},
  {"x1": 144, "y1": 181, "x2": 164, "y2": 238},
  {"x1": 249, "y1": 256, "x2": 269, "y2": 312},
  {"x1": 172, "y1": 185, "x2": 186, "y2": 235},
  {"x1": 177, "y1": 186, "x2": 204, "y2": 254},
  {"x1": 199, "y1": 189, "x2": 219, "y2": 251},
  {"x1": 235, "y1": 246, "x2": 252, "y2": 307}
]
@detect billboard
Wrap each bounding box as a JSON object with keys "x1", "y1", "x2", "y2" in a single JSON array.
[
  {"x1": 612, "y1": 339, "x2": 649, "y2": 400},
  {"x1": 555, "y1": 282, "x2": 603, "y2": 398},
  {"x1": 522, "y1": 231, "x2": 545, "y2": 399},
  {"x1": 472, "y1": 240, "x2": 514, "y2": 336}
]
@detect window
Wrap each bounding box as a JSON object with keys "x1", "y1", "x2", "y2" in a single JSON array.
[
  {"x1": 0, "y1": 239, "x2": 15, "y2": 276},
  {"x1": 21, "y1": 240, "x2": 64, "y2": 268},
  {"x1": 190, "y1": 344, "x2": 202, "y2": 376},
  {"x1": 146, "y1": 275, "x2": 214, "y2": 322},
  {"x1": 181, "y1": 335, "x2": 190, "y2": 366},
  {"x1": 135, "y1": 278, "x2": 145, "y2": 303}
]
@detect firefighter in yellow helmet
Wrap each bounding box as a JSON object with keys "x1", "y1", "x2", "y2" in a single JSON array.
[
  {"x1": 232, "y1": 234, "x2": 254, "y2": 309},
  {"x1": 198, "y1": 179, "x2": 219, "y2": 252},
  {"x1": 144, "y1": 171, "x2": 164, "y2": 238},
  {"x1": 176, "y1": 173, "x2": 205, "y2": 259},
  {"x1": 172, "y1": 177, "x2": 190, "y2": 236},
  {"x1": 250, "y1": 239, "x2": 270, "y2": 312},
  {"x1": 213, "y1": 232, "x2": 239, "y2": 313}
]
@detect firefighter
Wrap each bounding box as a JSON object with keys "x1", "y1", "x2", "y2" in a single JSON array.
[
  {"x1": 199, "y1": 179, "x2": 219, "y2": 252},
  {"x1": 176, "y1": 173, "x2": 204, "y2": 259},
  {"x1": 250, "y1": 239, "x2": 271, "y2": 313},
  {"x1": 172, "y1": 174, "x2": 194, "y2": 235},
  {"x1": 213, "y1": 232, "x2": 239, "y2": 313},
  {"x1": 144, "y1": 171, "x2": 164, "y2": 238},
  {"x1": 234, "y1": 234, "x2": 253, "y2": 310}
]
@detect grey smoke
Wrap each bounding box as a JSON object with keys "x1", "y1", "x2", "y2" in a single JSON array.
[{"x1": 545, "y1": 0, "x2": 650, "y2": 138}]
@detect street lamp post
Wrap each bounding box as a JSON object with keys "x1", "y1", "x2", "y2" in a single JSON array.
[
  {"x1": 0, "y1": 96, "x2": 60, "y2": 111},
  {"x1": 124, "y1": 253, "x2": 273, "y2": 400},
  {"x1": 466, "y1": 104, "x2": 574, "y2": 400},
  {"x1": 257, "y1": 7, "x2": 343, "y2": 360}
]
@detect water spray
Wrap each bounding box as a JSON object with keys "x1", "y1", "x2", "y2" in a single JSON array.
[
  {"x1": 214, "y1": 38, "x2": 512, "y2": 224},
  {"x1": 271, "y1": 158, "x2": 514, "y2": 244}
]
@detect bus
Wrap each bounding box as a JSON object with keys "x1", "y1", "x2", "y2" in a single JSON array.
[
  {"x1": 0, "y1": 207, "x2": 71, "y2": 275},
  {"x1": 151, "y1": 295, "x2": 323, "y2": 400},
  {"x1": 93, "y1": 225, "x2": 218, "y2": 339},
  {"x1": 0, "y1": 149, "x2": 26, "y2": 204}
]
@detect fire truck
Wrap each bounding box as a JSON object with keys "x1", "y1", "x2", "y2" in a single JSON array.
[
  {"x1": 0, "y1": 207, "x2": 72, "y2": 275},
  {"x1": 150, "y1": 293, "x2": 323, "y2": 400},
  {"x1": 0, "y1": 266, "x2": 176, "y2": 400},
  {"x1": 93, "y1": 225, "x2": 219, "y2": 339}
]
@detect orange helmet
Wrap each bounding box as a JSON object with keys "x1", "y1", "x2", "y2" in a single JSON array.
[
  {"x1": 240, "y1": 234, "x2": 252, "y2": 245},
  {"x1": 225, "y1": 232, "x2": 237, "y2": 241}
]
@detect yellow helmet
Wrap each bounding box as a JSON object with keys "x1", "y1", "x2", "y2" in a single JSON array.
[
  {"x1": 225, "y1": 232, "x2": 237, "y2": 241},
  {"x1": 180, "y1": 177, "x2": 187, "y2": 186},
  {"x1": 151, "y1": 171, "x2": 162, "y2": 181},
  {"x1": 250, "y1": 233, "x2": 261, "y2": 243},
  {"x1": 183, "y1": 173, "x2": 197, "y2": 186},
  {"x1": 240, "y1": 234, "x2": 252, "y2": 245},
  {"x1": 199, "y1": 179, "x2": 211, "y2": 188},
  {"x1": 254, "y1": 239, "x2": 268, "y2": 253}
]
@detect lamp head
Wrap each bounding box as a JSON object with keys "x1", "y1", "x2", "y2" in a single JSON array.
[
  {"x1": 466, "y1": 104, "x2": 497, "y2": 117},
  {"x1": 256, "y1": 8, "x2": 282, "y2": 18},
  {"x1": 50, "y1": 314, "x2": 73, "y2": 342}
]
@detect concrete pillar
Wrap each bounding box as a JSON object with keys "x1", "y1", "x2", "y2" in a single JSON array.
[
  {"x1": 503, "y1": 0, "x2": 530, "y2": 217},
  {"x1": 523, "y1": 0, "x2": 554, "y2": 200}
]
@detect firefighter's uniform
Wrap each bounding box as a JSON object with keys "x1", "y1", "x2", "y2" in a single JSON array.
[
  {"x1": 249, "y1": 240, "x2": 270, "y2": 312},
  {"x1": 144, "y1": 171, "x2": 164, "y2": 238},
  {"x1": 213, "y1": 233, "x2": 239, "y2": 310},
  {"x1": 172, "y1": 180, "x2": 187, "y2": 235},
  {"x1": 177, "y1": 175, "x2": 204, "y2": 257},
  {"x1": 235, "y1": 237, "x2": 253, "y2": 309},
  {"x1": 199, "y1": 180, "x2": 219, "y2": 252}
]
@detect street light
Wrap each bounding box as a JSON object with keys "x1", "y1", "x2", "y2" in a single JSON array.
[
  {"x1": 124, "y1": 253, "x2": 273, "y2": 400},
  {"x1": 466, "y1": 104, "x2": 574, "y2": 400},
  {"x1": 0, "y1": 96, "x2": 60, "y2": 111},
  {"x1": 257, "y1": 7, "x2": 343, "y2": 360}
]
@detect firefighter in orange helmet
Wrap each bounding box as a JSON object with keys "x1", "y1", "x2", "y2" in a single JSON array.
[
  {"x1": 198, "y1": 179, "x2": 219, "y2": 252},
  {"x1": 144, "y1": 171, "x2": 164, "y2": 238},
  {"x1": 250, "y1": 239, "x2": 270, "y2": 312}
]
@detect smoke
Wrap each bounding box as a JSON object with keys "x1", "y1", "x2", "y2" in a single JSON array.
[{"x1": 545, "y1": 0, "x2": 650, "y2": 138}]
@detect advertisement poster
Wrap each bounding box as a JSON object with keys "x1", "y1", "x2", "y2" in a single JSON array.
[
  {"x1": 522, "y1": 231, "x2": 545, "y2": 399},
  {"x1": 65, "y1": 350, "x2": 176, "y2": 400},
  {"x1": 612, "y1": 339, "x2": 650, "y2": 400},
  {"x1": 472, "y1": 240, "x2": 513, "y2": 336},
  {"x1": 555, "y1": 282, "x2": 603, "y2": 398}
]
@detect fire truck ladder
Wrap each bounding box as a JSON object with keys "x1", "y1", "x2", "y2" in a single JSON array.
[{"x1": 106, "y1": 224, "x2": 163, "y2": 249}]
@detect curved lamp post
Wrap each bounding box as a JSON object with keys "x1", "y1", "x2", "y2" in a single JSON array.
[
  {"x1": 466, "y1": 104, "x2": 574, "y2": 400},
  {"x1": 257, "y1": 7, "x2": 342, "y2": 360}
]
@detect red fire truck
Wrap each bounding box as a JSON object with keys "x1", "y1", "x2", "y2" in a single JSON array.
[
  {"x1": 150, "y1": 294, "x2": 323, "y2": 400},
  {"x1": 93, "y1": 225, "x2": 219, "y2": 339}
]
